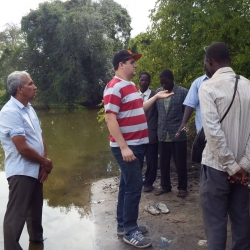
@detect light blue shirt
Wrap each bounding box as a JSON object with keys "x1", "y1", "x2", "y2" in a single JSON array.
[
  {"x1": 183, "y1": 74, "x2": 209, "y2": 132},
  {"x1": 0, "y1": 96, "x2": 44, "y2": 179}
]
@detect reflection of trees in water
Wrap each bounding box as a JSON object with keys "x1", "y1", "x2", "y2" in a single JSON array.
[
  {"x1": 43, "y1": 150, "x2": 119, "y2": 216},
  {"x1": 0, "y1": 109, "x2": 120, "y2": 218},
  {"x1": 43, "y1": 200, "x2": 93, "y2": 221},
  {"x1": 57, "y1": 204, "x2": 92, "y2": 220}
]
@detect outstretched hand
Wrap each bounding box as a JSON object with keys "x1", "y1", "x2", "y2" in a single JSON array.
[{"x1": 156, "y1": 90, "x2": 174, "y2": 99}]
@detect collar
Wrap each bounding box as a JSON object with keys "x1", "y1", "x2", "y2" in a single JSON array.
[
  {"x1": 139, "y1": 88, "x2": 151, "y2": 96},
  {"x1": 202, "y1": 74, "x2": 210, "y2": 81},
  {"x1": 10, "y1": 96, "x2": 31, "y2": 110},
  {"x1": 212, "y1": 67, "x2": 235, "y2": 78},
  {"x1": 172, "y1": 83, "x2": 179, "y2": 92},
  {"x1": 114, "y1": 75, "x2": 132, "y2": 83}
]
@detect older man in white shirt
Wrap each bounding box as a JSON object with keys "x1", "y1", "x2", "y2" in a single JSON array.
[{"x1": 0, "y1": 71, "x2": 53, "y2": 250}]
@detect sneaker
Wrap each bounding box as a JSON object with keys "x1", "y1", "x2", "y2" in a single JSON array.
[
  {"x1": 117, "y1": 225, "x2": 147, "y2": 236},
  {"x1": 123, "y1": 231, "x2": 152, "y2": 248}
]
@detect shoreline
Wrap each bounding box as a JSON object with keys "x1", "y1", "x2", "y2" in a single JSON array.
[
  {"x1": 0, "y1": 165, "x2": 233, "y2": 249},
  {"x1": 90, "y1": 166, "x2": 232, "y2": 250}
]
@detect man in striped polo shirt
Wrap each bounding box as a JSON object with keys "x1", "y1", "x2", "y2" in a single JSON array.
[{"x1": 103, "y1": 49, "x2": 174, "y2": 248}]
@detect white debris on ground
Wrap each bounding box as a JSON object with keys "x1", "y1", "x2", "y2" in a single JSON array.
[{"x1": 198, "y1": 240, "x2": 207, "y2": 246}]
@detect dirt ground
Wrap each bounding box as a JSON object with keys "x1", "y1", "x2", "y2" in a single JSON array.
[{"x1": 91, "y1": 162, "x2": 232, "y2": 250}]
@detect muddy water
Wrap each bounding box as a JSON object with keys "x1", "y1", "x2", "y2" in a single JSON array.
[{"x1": 0, "y1": 108, "x2": 119, "y2": 250}]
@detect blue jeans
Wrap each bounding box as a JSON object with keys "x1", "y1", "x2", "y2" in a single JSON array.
[{"x1": 111, "y1": 145, "x2": 145, "y2": 235}]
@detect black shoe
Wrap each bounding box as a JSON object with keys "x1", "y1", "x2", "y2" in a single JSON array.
[
  {"x1": 143, "y1": 186, "x2": 154, "y2": 192},
  {"x1": 29, "y1": 242, "x2": 44, "y2": 250}
]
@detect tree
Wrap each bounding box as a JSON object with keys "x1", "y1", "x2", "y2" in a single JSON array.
[
  {"x1": 98, "y1": 0, "x2": 132, "y2": 51},
  {"x1": 134, "y1": 0, "x2": 250, "y2": 89},
  {"x1": 0, "y1": 24, "x2": 27, "y2": 95},
  {"x1": 21, "y1": 0, "x2": 132, "y2": 105}
]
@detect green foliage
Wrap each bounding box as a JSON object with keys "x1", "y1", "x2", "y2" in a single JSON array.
[
  {"x1": 97, "y1": 100, "x2": 105, "y2": 122},
  {"x1": 132, "y1": 0, "x2": 250, "y2": 89},
  {"x1": 0, "y1": 24, "x2": 27, "y2": 91},
  {"x1": 128, "y1": 32, "x2": 162, "y2": 89},
  {"x1": 20, "y1": 0, "x2": 131, "y2": 105}
]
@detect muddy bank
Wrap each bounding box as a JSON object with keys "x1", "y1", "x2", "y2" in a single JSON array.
[{"x1": 91, "y1": 165, "x2": 232, "y2": 250}]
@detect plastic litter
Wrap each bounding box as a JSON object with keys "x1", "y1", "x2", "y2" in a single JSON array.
[
  {"x1": 91, "y1": 199, "x2": 105, "y2": 204},
  {"x1": 198, "y1": 240, "x2": 207, "y2": 246},
  {"x1": 159, "y1": 237, "x2": 172, "y2": 248}
]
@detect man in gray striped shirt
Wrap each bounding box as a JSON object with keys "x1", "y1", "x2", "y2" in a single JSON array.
[{"x1": 199, "y1": 42, "x2": 250, "y2": 250}]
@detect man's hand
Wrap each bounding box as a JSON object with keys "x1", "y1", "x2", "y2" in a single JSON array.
[
  {"x1": 42, "y1": 158, "x2": 53, "y2": 174},
  {"x1": 228, "y1": 168, "x2": 248, "y2": 185},
  {"x1": 175, "y1": 123, "x2": 187, "y2": 137},
  {"x1": 38, "y1": 167, "x2": 49, "y2": 183},
  {"x1": 155, "y1": 90, "x2": 174, "y2": 99},
  {"x1": 121, "y1": 146, "x2": 136, "y2": 162}
]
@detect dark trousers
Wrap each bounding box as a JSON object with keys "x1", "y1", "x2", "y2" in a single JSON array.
[
  {"x1": 111, "y1": 145, "x2": 145, "y2": 235},
  {"x1": 143, "y1": 143, "x2": 158, "y2": 187},
  {"x1": 4, "y1": 175, "x2": 43, "y2": 250},
  {"x1": 159, "y1": 140, "x2": 187, "y2": 191},
  {"x1": 200, "y1": 165, "x2": 250, "y2": 250}
]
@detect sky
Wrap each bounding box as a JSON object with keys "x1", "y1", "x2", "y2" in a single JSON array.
[{"x1": 0, "y1": 0, "x2": 156, "y2": 37}]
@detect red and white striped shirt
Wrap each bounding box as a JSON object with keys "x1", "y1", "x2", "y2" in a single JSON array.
[{"x1": 103, "y1": 77, "x2": 149, "y2": 147}]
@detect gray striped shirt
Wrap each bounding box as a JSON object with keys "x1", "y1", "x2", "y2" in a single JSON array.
[{"x1": 199, "y1": 67, "x2": 250, "y2": 175}]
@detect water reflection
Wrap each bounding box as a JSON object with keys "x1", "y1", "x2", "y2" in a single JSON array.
[{"x1": 0, "y1": 108, "x2": 119, "y2": 249}]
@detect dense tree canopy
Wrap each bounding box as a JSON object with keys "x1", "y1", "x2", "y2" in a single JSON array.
[
  {"x1": 0, "y1": 24, "x2": 27, "y2": 93},
  {"x1": 1, "y1": 0, "x2": 250, "y2": 106},
  {"x1": 20, "y1": 0, "x2": 131, "y2": 105},
  {"x1": 132, "y1": 0, "x2": 250, "y2": 88}
]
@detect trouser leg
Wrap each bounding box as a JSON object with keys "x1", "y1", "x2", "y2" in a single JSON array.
[
  {"x1": 228, "y1": 183, "x2": 250, "y2": 250},
  {"x1": 111, "y1": 145, "x2": 144, "y2": 234},
  {"x1": 4, "y1": 175, "x2": 42, "y2": 250},
  {"x1": 200, "y1": 165, "x2": 228, "y2": 250},
  {"x1": 116, "y1": 172, "x2": 125, "y2": 226},
  {"x1": 143, "y1": 143, "x2": 158, "y2": 187},
  {"x1": 26, "y1": 181, "x2": 43, "y2": 242},
  {"x1": 159, "y1": 142, "x2": 172, "y2": 191},
  {"x1": 171, "y1": 140, "x2": 187, "y2": 190},
  {"x1": 159, "y1": 141, "x2": 172, "y2": 191}
]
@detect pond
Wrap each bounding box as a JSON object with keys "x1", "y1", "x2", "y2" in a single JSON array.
[{"x1": 0, "y1": 108, "x2": 119, "y2": 250}]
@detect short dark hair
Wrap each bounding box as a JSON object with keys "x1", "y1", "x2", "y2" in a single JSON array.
[
  {"x1": 139, "y1": 71, "x2": 151, "y2": 82},
  {"x1": 114, "y1": 58, "x2": 130, "y2": 71},
  {"x1": 205, "y1": 42, "x2": 230, "y2": 63},
  {"x1": 159, "y1": 69, "x2": 174, "y2": 80}
]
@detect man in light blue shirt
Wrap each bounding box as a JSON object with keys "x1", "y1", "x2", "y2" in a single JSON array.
[
  {"x1": 0, "y1": 71, "x2": 53, "y2": 250},
  {"x1": 176, "y1": 63, "x2": 211, "y2": 136}
]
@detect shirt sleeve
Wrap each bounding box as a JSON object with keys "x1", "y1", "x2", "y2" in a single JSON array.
[
  {"x1": 103, "y1": 86, "x2": 121, "y2": 115},
  {"x1": 199, "y1": 85, "x2": 240, "y2": 175},
  {"x1": 183, "y1": 79, "x2": 199, "y2": 108},
  {"x1": 0, "y1": 111, "x2": 25, "y2": 138},
  {"x1": 239, "y1": 133, "x2": 250, "y2": 173}
]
